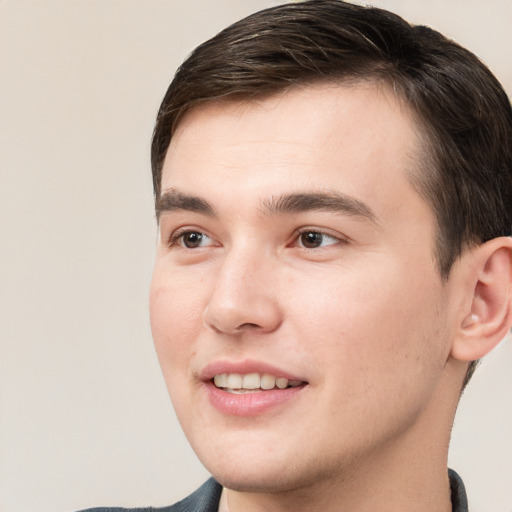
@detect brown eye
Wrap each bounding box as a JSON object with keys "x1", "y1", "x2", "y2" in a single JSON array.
[
  {"x1": 181, "y1": 231, "x2": 205, "y2": 248},
  {"x1": 299, "y1": 231, "x2": 324, "y2": 248},
  {"x1": 297, "y1": 231, "x2": 339, "y2": 249}
]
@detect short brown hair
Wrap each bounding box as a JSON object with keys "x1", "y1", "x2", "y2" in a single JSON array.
[{"x1": 151, "y1": 0, "x2": 512, "y2": 384}]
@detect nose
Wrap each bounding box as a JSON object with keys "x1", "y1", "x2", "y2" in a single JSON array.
[{"x1": 202, "y1": 249, "x2": 282, "y2": 336}]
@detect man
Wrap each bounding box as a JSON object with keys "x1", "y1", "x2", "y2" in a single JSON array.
[{"x1": 84, "y1": 1, "x2": 512, "y2": 511}]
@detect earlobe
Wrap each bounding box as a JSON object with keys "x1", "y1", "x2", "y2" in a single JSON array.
[{"x1": 451, "y1": 237, "x2": 512, "y2": 362}]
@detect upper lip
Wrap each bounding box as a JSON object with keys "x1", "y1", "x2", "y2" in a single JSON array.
[{"x1": 199, "y1": 359, "x2": 308, "y2": 383}]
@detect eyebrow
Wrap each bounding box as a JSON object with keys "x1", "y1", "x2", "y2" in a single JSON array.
[
  {"x1": 156, "y1": 189, "x2": 216, "y2": 218},
  {"x1": 262, "y1": 192, "x2": 379, "y2": 225},
  {"x1": 156, "y1": 189, "x2": 379, "y2": 226}
]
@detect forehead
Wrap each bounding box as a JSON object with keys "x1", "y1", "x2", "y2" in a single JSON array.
[
  {"x1": 167, "y1": 83, "x2": 419, "y2": 172},
  {"x1": 162, "y1": 83, "x2": 424, "y2": 214}
]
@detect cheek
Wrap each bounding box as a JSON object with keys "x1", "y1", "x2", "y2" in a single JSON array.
[
  {"x1": 288, "y1": 260, "x2": 447, "y2": 387},
  {"x1": 149, "y1": 267, "x2": 205, "y2": 375}
]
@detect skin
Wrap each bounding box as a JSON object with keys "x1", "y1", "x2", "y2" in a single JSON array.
[{"x1": 150, "y1": 83, "x2": 479, "y2": 511}]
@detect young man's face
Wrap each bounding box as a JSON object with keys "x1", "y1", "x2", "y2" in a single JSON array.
[{"x1": 150, "y1": 84, "x2": 461, "y2": 492}]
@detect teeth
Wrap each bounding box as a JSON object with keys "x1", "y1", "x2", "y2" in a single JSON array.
[
  {"x1": 213, "y1": 374, "x2": 227, "y2": 388},
  {"x1": 213, "y1": 373, "x2": 304, "y2": 391},
  {"x1": 242, "y1": 373, "x2": 260, "y2": 389},
  {"x1": 276, "y1": 377, "x2": 288, "y2": 389},
  {"x1": 260, "y1": 374, "x2": 276, "y2": 390},
  {"x1": 226, "y1": 373, "x2": 243, "y2": 389}
]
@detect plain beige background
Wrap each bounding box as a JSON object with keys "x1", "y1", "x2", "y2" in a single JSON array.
[{"x1": 1, "y1": 1, "x2": 511, "y2": 511}]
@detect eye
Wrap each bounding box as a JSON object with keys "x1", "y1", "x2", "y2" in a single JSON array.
[
  {"x1": 171, "y1": 230, "x2": 215, "y2": 249},
  {"x1": 296, "y1": 230, "x2": 339, "y2": 249}
]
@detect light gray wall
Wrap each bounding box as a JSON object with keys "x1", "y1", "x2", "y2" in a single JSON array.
[{"x1": 1, "y1": 1, "x2": 510, "y2": 511}]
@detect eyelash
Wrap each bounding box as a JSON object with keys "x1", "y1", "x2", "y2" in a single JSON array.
[
  {"x1": 293, "y1": 228, "x2": 342, "y2": 249},
  {"x1": 166, "y1": 227, "x2": 345, "y2": 250}
]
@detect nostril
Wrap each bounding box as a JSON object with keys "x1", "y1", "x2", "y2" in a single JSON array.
[{"x1": 237, "y1": 322, "x2": 262, "y2": 330}]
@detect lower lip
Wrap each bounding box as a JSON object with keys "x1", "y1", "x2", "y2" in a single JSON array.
[{"x1": 205, "y1": 382, "x2": 306, "y2": 416}]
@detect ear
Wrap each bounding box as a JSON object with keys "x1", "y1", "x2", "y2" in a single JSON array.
[{"x1": 451, "y1": 237, "x2": 512, "y2": 362}]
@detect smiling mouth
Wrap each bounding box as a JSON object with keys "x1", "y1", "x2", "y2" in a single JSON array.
[{"x1": 213, "y1": 373, "x2": 305, "y2": 394}]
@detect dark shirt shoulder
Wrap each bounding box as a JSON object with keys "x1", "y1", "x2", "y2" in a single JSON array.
[
  {"x1": 77, "y1": 478, "x2": 222, "y2": 512},
  {"x1": 449, "y1": 468, "x2": 469, "y2": 512}
]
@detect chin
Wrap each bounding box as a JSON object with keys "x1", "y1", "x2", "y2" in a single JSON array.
[
  {"x1": 200, "y1": 446, "x2": 345, "y2": 495},
  {"x1": 210, "y1": 466, "x2": 310, "y2": 494},
  {"x1": 194, "y1": 445, "x2": 300, "y2": 492}
]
